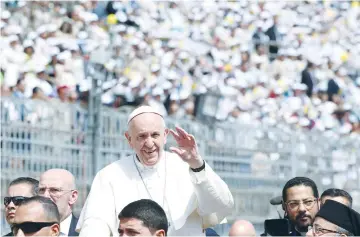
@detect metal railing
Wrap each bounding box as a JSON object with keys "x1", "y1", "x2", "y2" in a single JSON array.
[{"x1": 1, "y1": 97, "x2": 359, "y2": 235}]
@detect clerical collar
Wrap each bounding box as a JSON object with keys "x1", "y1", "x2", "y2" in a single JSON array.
[{"x1": 134, "y1": 153, "x2": 165, "y2": 172}]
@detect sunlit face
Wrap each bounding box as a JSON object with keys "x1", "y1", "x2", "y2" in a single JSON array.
[
  {"x1": 118, "y1": 218, "x2": 165, "y2": 237},
  {"x1": 125, "y1": 113, "x2": 168, "y2": 166},
  {"x1": 285, "y1": 185, "x2": 319, "y2": 233},
  {"x1": 6, "y1": 184, "x2": 34, "y2": 224}
]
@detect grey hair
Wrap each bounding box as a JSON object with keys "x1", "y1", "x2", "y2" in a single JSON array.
[{"x1": 336, "y1": 226, "x2": 354, "y2": 236}]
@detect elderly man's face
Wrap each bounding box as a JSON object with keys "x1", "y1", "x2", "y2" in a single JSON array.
[
  {"x1": 285, "y1": 185, "x2": 319, "y2": 233},
  {"x1": 321, "y1": 196, "x2": 350, "y2": 207},
  {"x1": 13, "y1": 202, "x2": 59, "y2": 236},
  {"x1": 5, "y1": 184, "x2": 34, "y2": 224},
  {"x1": 38, "y1": 170, "x2": 77, "y2": 221},
  {"x1": 125, "y1": 113, "x2": 168, "y2": 166},
  {"x1": 306, "y1": 217, "x2": 343, "y2": 237},
  {"x1": 118, "y1": 218, "x2": 165, "y2": 237}
]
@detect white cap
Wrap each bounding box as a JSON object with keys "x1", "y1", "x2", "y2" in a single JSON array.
[
  {"x1": 152, "y1": 87, "x2": 163, "y2": 96},
  {"x1": 6, "y1": 25, "x2": 22, "y2": 34},
  {"x1": 27, "y1": 31, "x2": 37, "y2": 41},
  {"x1": 129, "y1": 72, "x2": 144, "y2": 88},
  {"x1": 57, "y1": 51, "x2": 71, "y2": 61},
  {"x1": 150, "y1": 64, "x2": 161, "y2": 72},
  {"x1": 1, "y1": 11, "x2": 11, "y2": 19},
  {"x1": 49, "y1": 47, "x2": 60, "y2": 56},
  {"x1": 78, "y1": 31, "x2": 88, "y2": 40},
  {"x1": 162, "y1": 80, "x2": 173, "y2": 90},
  {"x1": 292, "y1": 83, "x2": 307, "y2": 91},
  {"x1": 7, "y1": 35, "x2": 19, "y2": 43},
  {"x1": 35, "y1": 65, "x2": 46, "y2": 73},
  {"x1": 47, "y1": 24, "x2": 58, "y2": 32},
  {"x1": 127, "y1": 106, "x2": 163, "y2": 124},
  {"x1": 23, "y1": 39, "x2": 34, "y2": 48},
  {"x1": 299, "y1": 117, "x2": 310, "y2": 127},
  {"x1": 37, "y1": 25, "x2": 48, "y2": 35},
  {"x1": 113, "y1": 24, "x2": 127, "y2": 33}
]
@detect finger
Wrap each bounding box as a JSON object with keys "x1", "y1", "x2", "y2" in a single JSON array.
[
  {"x1": 169, "y1": 147, "x2": 185, "y2": 157},
  {"x1": 176, "y1": 126, "x2": 190, "y2": 140},
  {"x1": 169, "y1": 129, "x2": 181, "y2": 141},
  {"x1": 189, "y1": 134, "x2": 196, "y2": 143}
]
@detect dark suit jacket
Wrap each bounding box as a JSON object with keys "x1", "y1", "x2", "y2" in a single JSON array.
[
  {"x1": 68, "y1": 215, "x2": 79, "y2": 236},
  {"x1": 3, "y1": 232, "x2": 12, "y2": 236},
  {"x1": 205, "y1": 228, "x2": 219, "y2": 236},
  {"x1": 301, "y1": 69, "x2": 314, "y2": 97},
  {"x1": 327, "y1": 79, "x2": 340, "y2": 101}
]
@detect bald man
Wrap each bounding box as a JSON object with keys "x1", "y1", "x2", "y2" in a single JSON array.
[
  {"x1": 38, "y1": 169, "x2": 79, "y2": 236},
  {"x1": 229, "y1": 220, "x2": 257, "y2": 237}
]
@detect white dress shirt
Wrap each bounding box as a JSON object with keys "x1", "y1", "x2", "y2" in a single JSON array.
[{"x1": 60, "y1": 214, "x2": 72, "y2": 236}]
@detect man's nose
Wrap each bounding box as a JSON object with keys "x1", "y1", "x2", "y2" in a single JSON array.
[
  {"x1": 144, "y1": 137, "x2": 154, "y2": 147},
  {"x1": 298, "y1": 202, "x2": 307, "y2": 211},
  {"x1": 7, "y1": 200, "x2": 16, "y2": 209}
]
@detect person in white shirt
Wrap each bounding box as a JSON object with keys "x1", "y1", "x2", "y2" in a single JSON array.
[
  {"x1": 38, "y1": 169, "x2": 79, "y2": 236},
  {"x1": 76, "y1": 106, "x2": 234, "y2": 236}
]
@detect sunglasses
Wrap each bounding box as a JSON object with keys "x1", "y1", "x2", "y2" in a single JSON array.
[
  {"x1": 4, "y1": 196, "x2": 29, "y2": 206},
  {"x1": 11, "y1": 222, "x2": 58, "y2": 235}
]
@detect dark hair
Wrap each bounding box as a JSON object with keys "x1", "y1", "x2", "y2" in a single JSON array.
[
  {"x1": 320, "y1": 188, "x2": 353, "y2": 208},
  {"x1": 282, "y1": 177, "x2": 319, "y2": 202},
  {"x1": 9, "y1": 177, "x2": 39, "y2": 196},
  {"x1": 20, "y1": 196, "x2": 60, "y2": 223},
  {"x1": 32, "y1": 87, "x2": 42, "y2": 94},
  {"x1": 118, "y1": 199, "x2": 168, "y2": 235}
]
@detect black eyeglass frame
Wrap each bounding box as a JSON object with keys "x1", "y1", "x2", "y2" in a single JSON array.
[
  {"x1": 4, "y1": 196, "x2": 30, "y2": 206},
  {"x1": 11, "y1": 221, "x2": 58, "y2": 235}
]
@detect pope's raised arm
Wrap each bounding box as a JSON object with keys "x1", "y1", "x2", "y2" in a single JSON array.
[{"x1": 170, "y1": 126, "x2": 234, "y2": 221}]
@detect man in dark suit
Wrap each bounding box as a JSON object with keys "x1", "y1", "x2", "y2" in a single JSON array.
[
  {"x1": 265, "y1": 15, "x2": 281, "y2": 61},
  {"x1": 38, "y1": 169, "x2": 79, "y2": 236},
  {"x1": 301, "y1": 61, "x2": 317, "y2": 97},
  {"x1": 3, "y1": 177, "x2": 39, "y2": 236}
]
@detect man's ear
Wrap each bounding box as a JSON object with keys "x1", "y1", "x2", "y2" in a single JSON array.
[
  {"x1": 125, "y1": 132, "x2": 132, "y2": 147},
  {"x1": 69, "y1": 190, "x2": 78, "y2": 206},
  {"x1": 50, "y1": 223, "x2": 60, "y2": 236},
  {"x1": 155, "y1": 229, "x2": 166, "y2": 237}
]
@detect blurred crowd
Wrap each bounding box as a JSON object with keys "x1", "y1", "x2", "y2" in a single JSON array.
[{"x1": 1, "y1": 1, "x2": 360, "y2": 136}]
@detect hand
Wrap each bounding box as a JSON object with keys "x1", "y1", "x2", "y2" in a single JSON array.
[{"x1": 169, "y1": 126, "x2": 203, "y2": 169}]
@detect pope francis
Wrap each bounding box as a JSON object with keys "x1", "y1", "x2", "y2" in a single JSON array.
[{"x1": 76, "y1": 106, "x2": 234, "y2": 236}]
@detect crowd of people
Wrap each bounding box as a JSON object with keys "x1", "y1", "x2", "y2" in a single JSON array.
[
  {"x1": 1, "y1": 1, "x2": 360, "y2": 137},
  {"x1": 2, "y1": 106, "x2": 360, "y2": 237}
]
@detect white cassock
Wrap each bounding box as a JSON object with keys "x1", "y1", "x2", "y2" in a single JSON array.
[{"x1": 76, "y1": 151, "x2": 234, "y2": 236}]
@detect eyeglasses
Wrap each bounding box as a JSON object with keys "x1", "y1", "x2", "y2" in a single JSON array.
[
  {"x1": 4, "y1": 196, "x2": 29, "y2": 206},
  {"x1": 11, "y1": 221, "x2": 58, "y2": 235},
  {"x1": 36, "y1": 187, "x2": 73, "y2": 197},
  {"x1": 285, "y1": 198, "x2": 318, "y2": 211},
  {"x1": 308, "y1": 225, "x2": 342, "y2": 236}
]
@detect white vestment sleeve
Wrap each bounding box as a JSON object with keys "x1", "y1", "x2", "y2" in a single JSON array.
[
  {"x1": 189, "y1": 161, "x2": 234, "y2": 218},
  {"x1": 76, "y1": 170, "x2": 117, "y2": 237}
]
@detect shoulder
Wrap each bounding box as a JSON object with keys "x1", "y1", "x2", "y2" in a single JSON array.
[{"x1": 97, "y1": 156, "x2": 134, "y2": 179}]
